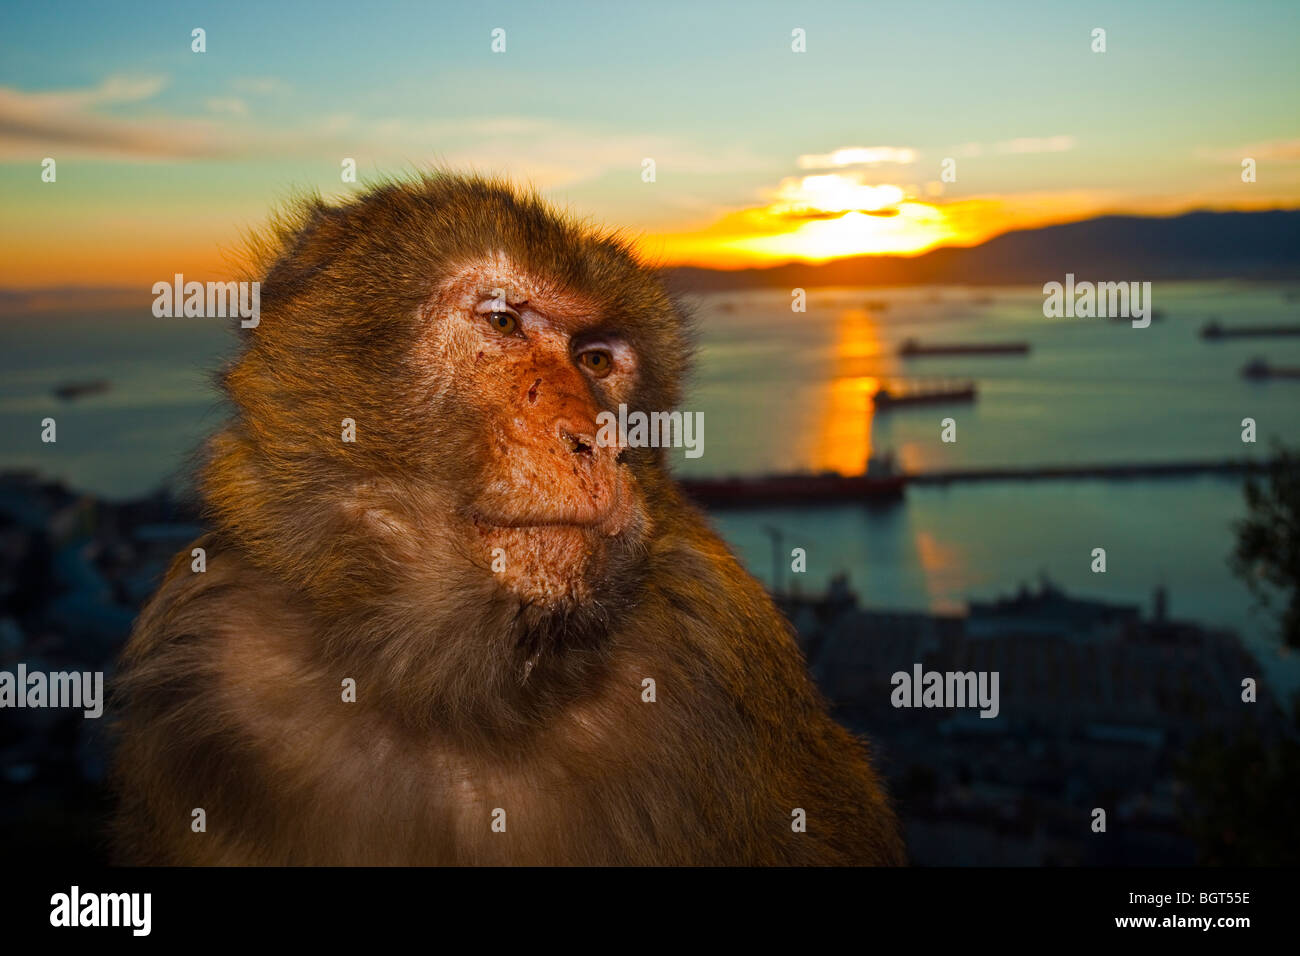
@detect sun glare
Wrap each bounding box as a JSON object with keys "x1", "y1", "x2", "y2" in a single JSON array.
[
  {"x1": 775, "y1": 175, "x2": 906, "y2": 214},
  {"x1": 649, "y1": 171, "x2": 969, "y2": 267},
  {"x1": 812, "y1": 306, "x2": 886, "y2": 475},
  {"x1": 728, "y1": 202, "x2": 957, "y2": 261}
]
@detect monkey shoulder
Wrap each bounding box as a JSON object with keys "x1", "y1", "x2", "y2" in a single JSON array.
[
  {"x1": 112, "y1": 536, "x2": 341, "y2": 862},
  {"x1": 632, "y1": 514, "x2": 905, "y2": 865},
  {"x1": 119, "y1": 533, "x2": 304, "y2": 671}
]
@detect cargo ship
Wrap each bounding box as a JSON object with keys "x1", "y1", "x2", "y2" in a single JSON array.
[
  {"x1": 873, "y1": 378, "x2": 977, "y2": 408},
  {"x1": 1242, "y1": 358, "x2": 1300, "y2": 380},
  {"x1": 1202, "y1": 320, "x2": 1300, "y2": 340},
  {"x1": 899, "y1": 338, "x2": 1029, "y2": 357},
  {"x1": 52, "y1": 379, "x2": 110, "y2": 401}
]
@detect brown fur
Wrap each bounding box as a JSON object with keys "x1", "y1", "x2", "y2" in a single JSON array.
[{"x1": 109, "y1": 173, "x2": 905, "y2": 865}]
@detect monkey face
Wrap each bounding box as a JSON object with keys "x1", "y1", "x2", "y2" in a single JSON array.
[
  {"x1": 215, "y1": 177, "x2": 691, "y2": 628},
  {"x1": 411, "y1": 254, "x2": 652, "y2": 609}
]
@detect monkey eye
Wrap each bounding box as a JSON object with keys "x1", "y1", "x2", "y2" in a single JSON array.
[
  {"x1": 578, "y1": 348, "x2": 614, "y2": 378},
  {"x1": 486, "y1": 310, "x2": 519, "y2": 335}
]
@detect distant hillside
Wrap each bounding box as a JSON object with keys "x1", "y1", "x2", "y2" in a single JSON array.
[
  {"x1": 0, "y1": 286, "x2": 148, "y2": 314},
  {"x1": 665, "y1": 209, "x2": 1300, "y2": 292}
]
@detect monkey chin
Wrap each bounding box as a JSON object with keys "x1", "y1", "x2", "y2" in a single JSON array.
[
  {"x1": 467, "y1": 468, "x2": 647, "y2": 611},
  {"x1": 469, "y1": 515, "x2": 644, "y2": 612}
]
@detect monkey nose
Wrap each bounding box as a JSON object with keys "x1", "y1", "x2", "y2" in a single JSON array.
[{"x1": 561, "y1": 428, "x2": 596, "y2": 457}]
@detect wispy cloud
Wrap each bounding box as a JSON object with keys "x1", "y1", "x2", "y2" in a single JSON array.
[
  {"x1": 798, "y1": 146, "x2": 917, "y2": 168},
  {"x1": 951, "y1": 136, "x2": 1077, "y2": 158},
  {"x1": 1197, "y1": 139, "x2": 1300, "y2": 163},
  {"x1": 998, "y1": 135, "x2": 1076, "y2": 154},
  {"x1": 321, "y1": 114, "x2": 765, "y2": 188},
  {"x1": 0, "y1": 77, "x2": 763, "y2": 188},
  {"x1": 0, "y1": 75, "x2": 241, "y2": 159},
  {"x1": 797, "y1": 139, "x2": 1075, "y2": 168},
  {"x1": 230, "y1": 76, "x2": 290, "y2": 96},
  {"x1": 205, "y1": 97, "x2": 248, "y2": 116},
  {"x1": 14, "y1": 74, "x2": 167, "y2": 112}
]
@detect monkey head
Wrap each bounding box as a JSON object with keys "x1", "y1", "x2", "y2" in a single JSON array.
[{"x1": 201, "y1": 175, "x2": 693, "y2": 723}]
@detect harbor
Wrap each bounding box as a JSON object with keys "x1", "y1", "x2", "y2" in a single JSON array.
[{"x1": 2, "y1": 467, "x2": 1289, "y2": 866}]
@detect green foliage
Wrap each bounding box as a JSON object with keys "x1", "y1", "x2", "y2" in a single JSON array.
[
  {"x1": 1179, "y1": 444, "x2": 1300, "y2": 864},
  {"x1": 1232, "y1": 441, "x2": 1300, "y2": 649},
  {"x1": 1177, "y1": 723, "x2": 1300, "y2": 865}
]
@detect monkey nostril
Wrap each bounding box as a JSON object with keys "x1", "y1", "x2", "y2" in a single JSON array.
[
  {"x1": 563, "y1": 430, "x2": 595, "y2": 456},
  {"x1": 527, "y1": 378, "x2": 541, "y2": 404}
]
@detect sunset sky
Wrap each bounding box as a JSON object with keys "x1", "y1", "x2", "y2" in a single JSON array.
[{"x1": 1, "y1": 0, "x2": 1297, "y2": 287}]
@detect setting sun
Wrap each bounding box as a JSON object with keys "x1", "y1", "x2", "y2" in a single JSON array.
[
  {"x1": 646, "y1": 171, "x2": 971, "y2": 267},
  {"x1": 727, "y1": 203, "x2": 958, "y2": 260},
  {"x1": 715, "y1": 173, "x2": 961, "y2": 260}
]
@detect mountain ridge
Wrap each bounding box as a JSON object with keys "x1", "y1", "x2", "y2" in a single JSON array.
[{"x1": 664, "y1": 209, "x2": 1300, "y2": 292}]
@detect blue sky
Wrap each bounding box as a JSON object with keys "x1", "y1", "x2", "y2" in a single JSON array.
[{"x1": 1, "y1": 0, "x2": 1297, "y2": 281}]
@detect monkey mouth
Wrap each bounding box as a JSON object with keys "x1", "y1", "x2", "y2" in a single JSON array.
[
  {"x1": 467, "y1": 508, "x2": 628, "y2": 536},
  {"x1": 464, "y1": 479, "x2": 644, "y2": 608},
  {"x1": 466, "y1": 471, "x2": 638, "y2": 537}
]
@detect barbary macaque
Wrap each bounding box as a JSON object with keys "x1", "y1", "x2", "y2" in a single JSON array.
[{"x1": 110, "y1": 174, "x2": 904, "y2": 865}]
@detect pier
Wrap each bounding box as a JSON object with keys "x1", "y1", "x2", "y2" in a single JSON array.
[
  {"x1": 679, "y1": 471, "x2": 905, "y2": 508},
  {"x1": 678, "y1": 458, "x2": 1260, "y2": 509},
  {"x1": 904, "y1": 458, "x2": 1259, "y2": 486}
]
